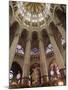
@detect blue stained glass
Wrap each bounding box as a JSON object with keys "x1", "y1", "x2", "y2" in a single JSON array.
[{"x1": 32, "y1": 48, "x2": 39, "y2": 53}]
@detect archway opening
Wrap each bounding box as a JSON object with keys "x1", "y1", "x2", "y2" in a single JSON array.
[{"x1": 9, "y1": 61, "x2": 22, "y2": 88}]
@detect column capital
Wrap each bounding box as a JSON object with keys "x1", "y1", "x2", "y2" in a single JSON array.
[
  {"x1": 47, "y1": 32, "x2": 53, "y2": 37},
  {"x1": 26, "y1": 31, "x2": 32, "y2": 41},
  {"x1": 38, "y1": 31, "x2": 43, "y2": 41},
  {"x1": 45, "y1": 26, "x2": 53, "y2": 37},
  {"x1": 15, "y1": 28, "x2": 22, "y2": 37},
  {"x1": 55, "y1": 22, "x2": 63, "y2": 27}
]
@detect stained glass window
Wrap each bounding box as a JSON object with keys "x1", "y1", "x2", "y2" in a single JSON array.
[
  {"x1": 31, "y1": 48, "x2": 39, "y2": 55},
  {"x1": 46, "y1": 44, "x2": 53, "y2": 54},
  {"x1": 49, "y1": 63, "x2": 61, "y2": 80},
  {"x1": 9, "y1": 70, "x2": 13, "y2": 80},
  {"x1": 61, "y1": 38, "x2": 65, "y2": 45},
  {"x1": 16, "y1": 73, "x2": 21, "y2": 80},
  {"x1": 16, "y1": 44, "x2": 24, "y2": 54}
]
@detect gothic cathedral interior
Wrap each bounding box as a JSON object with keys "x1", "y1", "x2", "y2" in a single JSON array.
[{"x1": 9, "y1": 1, "x2": 66, "y2": 88}]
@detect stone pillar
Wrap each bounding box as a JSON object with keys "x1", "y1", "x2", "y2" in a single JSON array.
[
  {"x1": 46, "y1": 26, "x2": 65, "y2": 69},
  {"x1": 38, "y1": 31, "x2": 49, "y2": 86},
  {"x1": 9, "y1": 28, "x2": 22, "y2": 70},
  {"x1": 57, "y1": 39, "x2": 65, "y2": 64},
  {"x1": 22, "y1": 31, "x2": 32, "y2": 87},
  {"x1": 52, "y1": 31, "x2": 66, "y2": 64}
]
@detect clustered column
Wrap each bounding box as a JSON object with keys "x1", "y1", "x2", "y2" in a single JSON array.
[
  {"x1": 50, "y1": 13, "x2": 66, "y2": 64},
  {"x1": 46, "y1": 26, "x2": 65, "y2": 70},
  {"x1": 22, "y1": 31, "x2": 32, "y2": 87},
  {"x1": 9, "y1": 28, "x2": 22, "y2": 70},
  {"x1": 38, "y1": 31, "x2": 49, "y2": 85}
]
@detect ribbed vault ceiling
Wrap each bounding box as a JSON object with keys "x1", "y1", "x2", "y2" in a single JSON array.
[
  {"x1": 10, "y1": 1, "x2": 66, "y2": 29},
  {"x1": 11, "y1": 1, "x2": 51, "y2": 27}
]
